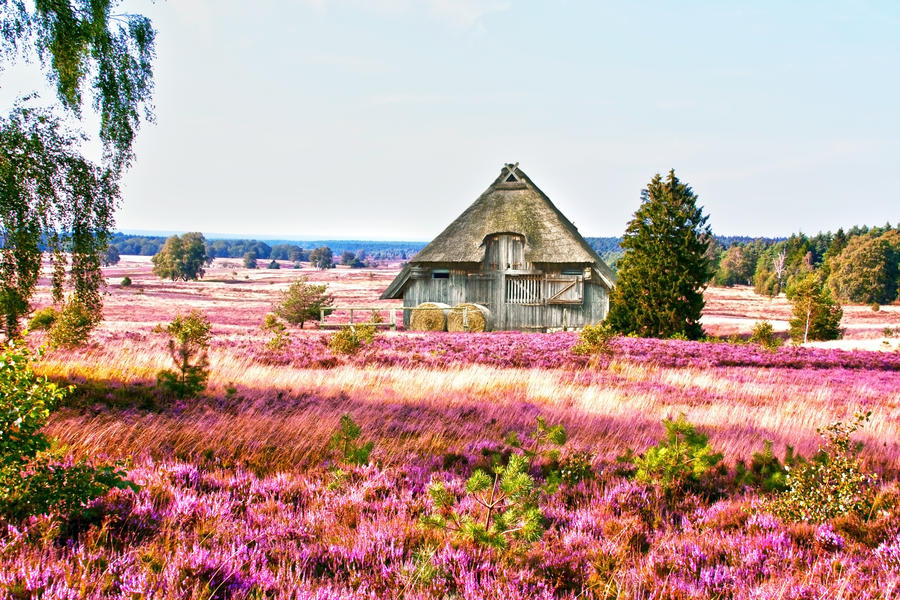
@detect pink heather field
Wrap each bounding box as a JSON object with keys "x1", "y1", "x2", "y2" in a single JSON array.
[{"x1": 8, "y1": 256, "x2": 900, "y2": 599}]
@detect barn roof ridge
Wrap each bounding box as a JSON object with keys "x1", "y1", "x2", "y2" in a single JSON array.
[{"x1": 381, "y1": 164, "x2": 616, "y2": 299}]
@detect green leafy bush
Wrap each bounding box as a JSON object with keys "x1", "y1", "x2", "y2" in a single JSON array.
[
  {"x1": 328, "y1": 323, "x2": 376, "y2": 355},
  {"x1": 423, "y1": 453, "x2": 543, "y2": 550},
  {"x1": 767, "y1": 412, "x2": 877, "y2": 523},
  {"x1": 0, "y1": 341, "x2": 134, "y2": 521},
  {"x1": 749, "y1": 320, "x2": 782, "y2": 351},
  {"x1": 121, "y1": 276, "x2": 132, "y2": 287},
  {"x1": 47, "y1": 299, "x2": 96, "y2": 348},
  {"x1": 156, "y1": 310, "x2": 212, "y2": 398},
  {"x1": 621, "y1": 414, "x2": 722, "y2": 496},
  {"x1": 27, "y1": 307, "x2": 59, "y2": 331},
  {"x1": 329, "y1": 414, "x2": 374, "y2": 466},
  {"x1": 572, "y1": 322, "x2": 615, "y2": 358}
]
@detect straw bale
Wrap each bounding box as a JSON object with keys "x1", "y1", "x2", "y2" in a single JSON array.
[
  {"x1": 447, "y1": 303, "x2": 490, "y2": 333},
  {"x1": 410, "y1": 302, "x2": 450, "y2": 331}
]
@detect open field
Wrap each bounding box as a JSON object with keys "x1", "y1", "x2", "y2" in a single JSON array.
[{"x1": 6, "y1": 257, "x2": 900, "y2": 598}]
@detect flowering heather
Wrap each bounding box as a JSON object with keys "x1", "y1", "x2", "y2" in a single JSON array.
[
  {"x1": 1, "y1": 460, "x2": 899, "y2": 598},
  {"x1": 248, "y1": 331, "x2": 900, "y2": 371}
]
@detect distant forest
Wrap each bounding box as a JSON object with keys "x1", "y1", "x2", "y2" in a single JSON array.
[{"x1": 111, "y1": 233, "x2": 777, "y2": 263}]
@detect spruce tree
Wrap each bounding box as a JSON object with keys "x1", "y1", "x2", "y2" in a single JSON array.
[{"x1": 606, "y1": 170, "x2": 712, "y2": 340}]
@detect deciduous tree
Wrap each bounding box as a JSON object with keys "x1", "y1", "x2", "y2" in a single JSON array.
[
  {"x1": 151, "y1": 232, "x2": 209, "y2": 281},
  {"x1": 606, "y1": 170, "x2": 712, "y2": 339},
  {"x1": 827, "y1": 231, "x2": 900, "y2": 305},
  {"x1": 787, "y1": 273, "x2": 842, "y2": 343}
]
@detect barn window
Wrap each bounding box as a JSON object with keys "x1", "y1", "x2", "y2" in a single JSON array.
[
  {"x1": 506, "y1": 275, "x2": 543, "y2": 305},
  {"x1": 431, "y1": 270, "x2": 450, "y2": 279},
  {"x1": 484, "y1": 233, "x2": 526, "y2": 271}
]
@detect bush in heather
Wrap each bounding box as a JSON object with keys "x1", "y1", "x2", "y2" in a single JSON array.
[
  {"x1": 329, "y1": 414, "x2": 374, "y2": 466},
  {"x1": 734, "y1": 440, "x2": 802, "y2": 493},
  {"x1": 768, "y1": 412, "x2": 877, "y2": 523},
  {"x1": 423, "y1": 452, "x2": 543, "y2": 550},
  {"x1": 506, "y1": 416, "x2": 593, "y2": 491},
  {"x1": 156, "y1": 310, "x2": 212, "y2": 399},
  {"x1": 120, "y1": 276, "x2": 132, "y2": 287},
  {"x1": 328, "y1": 323, "x2": 376, "y2": 355},
  {"x1": 261, "y1": 313, "x2": 289, "y2": 351},
  {"x1": 27, "y1": 306, "x2": 58, "y2": 331},
  {"x1": 620, "y1": 415, "x2": 722, "y2": 497},
  {"x1": 47, "y1": 299, "x2": 96, "y2": 349},
  {"x1": 749, "y1": 320, "x2": 782, "y2": 351},
  {"x1": 572, "y1": 321, "x2": 616, "y2": 359}
]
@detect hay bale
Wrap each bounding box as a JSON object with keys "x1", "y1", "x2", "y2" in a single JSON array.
[
  {"x1": 447, "y1": 303, "x2": 490, "y2": 333},
  {"x1": 410, "y1": 302, "x2": 450, "y2": 331}
]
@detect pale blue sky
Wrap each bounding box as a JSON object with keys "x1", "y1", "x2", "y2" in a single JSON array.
[{"x1": 6, "y1": 1, "x2": 900, "y2": 239}]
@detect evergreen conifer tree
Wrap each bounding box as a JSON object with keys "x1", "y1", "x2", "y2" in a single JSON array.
[{"x1": 606, "y1": 170, "x2": 712, "y2": 339}]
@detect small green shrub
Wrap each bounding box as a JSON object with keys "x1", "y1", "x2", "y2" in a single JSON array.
[
  {"x1": 505, "y1": 416, "x2": 591, "y2": 492},
  {"x1": 423, "y1": 452, "x2": 543, "y2": 550},
  {"x1": 749, "y1": 320, "x2": 782, "y2": 351},
  {"x1": 559, "y1": 450, "x2": 594, "y2": 486},
  {"x1": 261, "y1": 313, "x2": 289, "y2": 351},
  {"x1": 267, "y1": 260, "x2": 280, "y2": 269},
  {"x1": 27, "y1": 307, "x2": 58, "y2": 331},
  {"x1": 47, "y1": 300, "x2": 96, "y2": 349},
  {"x1": 735, "y1": 440, "x2": 802, "y2": 492},
  {"x1": 620, "y1": 414, "x2": 722, "y2": 496},
  {"x1": 767, "y1": 412, "x2": 877, "y2": 523},
  {"x1": 329, "y1": 414, "x2": 374, "y2": 466},
  {"x1": 156, "y1": 310, "x2": 212, "y2": 399},
  {"x1": 121, "y1": 276, "x2": 132, "y2": 287},
  {"x1": 328, "y1": 323, "x2": 376, "y2": 355},
  {"x1": 572, "y1": 322, "x2": 615, "y2": 357}
]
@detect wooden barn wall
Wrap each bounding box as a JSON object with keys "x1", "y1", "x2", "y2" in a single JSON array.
[{"x1": 401, "y1": 269, "x2": 609, "y2": 330}]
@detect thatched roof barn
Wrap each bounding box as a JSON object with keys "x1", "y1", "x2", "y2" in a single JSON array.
[{"x1": 382, "y1": 163, "x2": 616, "y2": 331}]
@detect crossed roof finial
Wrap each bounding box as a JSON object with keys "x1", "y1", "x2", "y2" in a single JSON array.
[{"x1": 503, "y1": 162, "x2": 520, "y2": 182}]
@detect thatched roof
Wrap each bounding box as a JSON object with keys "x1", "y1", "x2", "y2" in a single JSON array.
[{"x1": 382, "y1": 164, "x2": 616, "y2": 299}]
